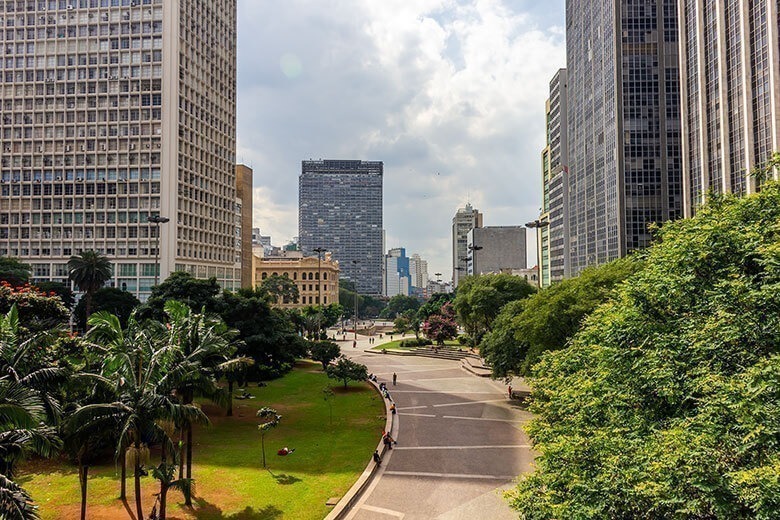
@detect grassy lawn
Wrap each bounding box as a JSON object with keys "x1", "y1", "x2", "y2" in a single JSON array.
[
  {"x1": 18, "y1": 360, "x2": 385, "y2": 520},
  {"x1": 371, "y1": 339, "x2": 463, "y2": 351}
]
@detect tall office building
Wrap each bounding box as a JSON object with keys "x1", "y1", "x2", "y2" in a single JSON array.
[
  {"x1": 466, "y1": 226, "x2": 526, "y2": 276},
  {"x1": 298, "y1": 159, "x2": 383, "y2": 295},
  {"x1": 451, "y1": 203, "x2": 482, "y2": 287},
  {"x1": 539, "y1": 69, "x2": 569, "y2": 287},
  {"x1": 0, "y1": 1, "x2": 239, "y2": 298},
  {"x1": 384, "y1": 247, "x2": 411, "y2": 298},
  {"x1": 678, "y1": 0, "x2": 780, "y2": 216},
  {"x1": 566, "y1": 0, "x2": 683, "y2": 275}
]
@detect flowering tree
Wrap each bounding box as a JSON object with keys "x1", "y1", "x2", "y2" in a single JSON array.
[
  {"x1": 423, "y1": 303, "x2": 458, "y2": 345},
  {"x1": 0, "y1": 282, "x2": 69, "y2": 334}
]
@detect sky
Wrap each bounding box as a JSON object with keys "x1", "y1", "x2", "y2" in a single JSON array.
[{"x1": 236, "y1": 0, "x2": 567, "y2": 281}]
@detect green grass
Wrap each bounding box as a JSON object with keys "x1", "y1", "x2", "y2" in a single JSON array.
[
  {"x1": 370, "y1": 339, "x2": 463, "y2": 351},
  {"x1": 18, "y1": 361, "x2": 386, "y2": 520}
]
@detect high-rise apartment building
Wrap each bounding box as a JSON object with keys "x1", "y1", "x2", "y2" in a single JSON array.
[
  {"x1": 0, "y1": 1, "x2": 239, "y2": 298},
  {"x1": 409, "y1": 253, "x2": 428, "y2": 290},
  {"x1": 539, "y1": 69, "x2": 569, "y2": 287},
  {"x1": 678, "y1": 0, "x2": 780, "y2": 216},
  {"x1": 451, "y1": 203, "x2": 482, "y2": 287},
  {"x1": 566, "y1": 0, "x2": 683, "y2": 275},
  {"x1": 298, "y1": 160, "x2": 383, "y2": 295}
]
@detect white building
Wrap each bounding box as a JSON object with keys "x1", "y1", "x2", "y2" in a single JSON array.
[
  {"x1": 384, "y1": 247, "x2": 410, "y2": 298},
  {"x1": 0, "y1": 1, "x2": 239, "y2": 299},
  {"x1": 409, "y1": 253, "x2": 428, "y2": 291}
]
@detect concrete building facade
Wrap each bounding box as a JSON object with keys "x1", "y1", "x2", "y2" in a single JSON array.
[
  {"x1": 254, "y1": 252, "x2": 339, "y2": 309},
  {"x1": 409, "y1": 253, "x2": 428, "y2": 291},
  {"x1": 466, "y1": 226, "x2": 527, "y2": 276},
  {"x1": 451, "y1": 203, "x2": 482, "y2": 287},
  {"x1": 678, "y1": 0, "x2": 780, "y2": 215},
  {"x1": 235, "y1": 164, "x2": 252, "y2": 288},
  {"x1": 298, "y1": 160, "x2": 383, "y2": 295},
  {"x1": 539, "y1": 69, "x2": 569, "y2": 287},
  {"x1": 384, "y1": 247, "x2": 411, "y2": 298},
  {"x1": 565, "y1": 0, "x2": 683, "y2": 276},
  {"x1": 0, "y1": 0, "x2": 240, "y2": 298}
]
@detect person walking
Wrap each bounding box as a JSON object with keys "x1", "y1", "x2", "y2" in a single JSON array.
[
  {"x1": 392, "y1": 372, "x2": 397, "y2": 386},
  {"x1": 353, "y1": 339, "x2": 357, "y2": 349},
  {"x1": 508, "y1": 385, "x2": 513, "y2": 399},
  {"x1": 373, "y1": 450, "x2": 382, "y2": 465}
]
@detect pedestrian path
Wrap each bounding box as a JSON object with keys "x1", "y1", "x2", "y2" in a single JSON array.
[{"x1": 338, "y1": 333, "x2": 533, "y2": 520}]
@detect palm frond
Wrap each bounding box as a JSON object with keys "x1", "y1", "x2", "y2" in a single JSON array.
[{"x1": 0, "y1": 472, "x2": 39, "y2": 520}]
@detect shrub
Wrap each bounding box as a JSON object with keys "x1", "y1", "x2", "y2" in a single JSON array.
[{"x1": 399, "y1": 338, "x2": 432, "y2": 348}]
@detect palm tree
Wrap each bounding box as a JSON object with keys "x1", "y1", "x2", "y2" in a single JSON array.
[
  {"x1": 67, "y1": 251, "x2": 112, "y2": 321},
  {"x1": 148, "y1": 461, "x2": 191, "y2": 520}
]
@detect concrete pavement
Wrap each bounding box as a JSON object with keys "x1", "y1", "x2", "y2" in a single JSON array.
[{"x1": 337, "y1": 334, "x2": 533, "y2": 520}]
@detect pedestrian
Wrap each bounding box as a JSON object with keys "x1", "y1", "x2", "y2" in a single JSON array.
[
  {"x1": 383, "y1": 432, "x2": 396, "y2": 449},
  {"x1": 373, "y1": 450, "x2": 382, "y2": 465},
  {"x1": 508, "y1": 385, "x2": 513, "y2": 399},
  {"x1": 353, "y1": 339, "x2": 357, "y2": 348},
  {"x1": 392, "y1": 372, "x2": 397, "y2": 386},
  {"x1": 390, "y1": 403, "x2": 396, "y2": 415}
]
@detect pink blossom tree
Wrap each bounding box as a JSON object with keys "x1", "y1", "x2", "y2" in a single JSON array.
[{"x1": 423, "y1": 302, "x2": 458, "y2": 345}]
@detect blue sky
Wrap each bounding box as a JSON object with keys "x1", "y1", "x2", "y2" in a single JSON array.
[{"x1": 236, "y1": 0, "x2": 566, "y2": 279}]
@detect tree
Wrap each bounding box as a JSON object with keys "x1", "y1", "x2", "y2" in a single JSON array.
[
  {"x1": 74, "y1": 287, "x2": 140, "y2": 330},
  {"x1": 310, "y1": 341, "x2": 341, "y2": 370},
  {"x1": 148, "y1": 461, "x2": 192, "y2": 520},
  {"x1": 379, "y1": 295, "x2": 421, "y2": 320},
  {"x1": 140, "y1": 272, "x2": 221, "y2": 320},
  {"x1": 422, "y1": 303, "x2": 458, "y2": 345},
  {"x1": 322, "y1": 387, "x2": 335, "y2": 426},
  {"x1": 32, "y1": 282, "x2": 74, "y2": 310},
  {"x1": 512, "y1": 182, "x2": 780, "y2": 519},
  {"x1": 480, "y1": 257, "x2": 642, "y2": 378},
  {"x1": 326, "y1": 356, "x2": 368, "y2": 389},
  {"x1": 0, "y1": 283, "x2": 69, "y2": 335},
  {"x1": 452, "y1": 274, "x2": 535, "y2": 341},
  {"x1": 258, "y1": 274, "x2": 299, "y2": 305},
  {"x1": 257, "y1": 407, "x2": 281, "y2": 468},
  {"x1": 0, "y1": 257, "x2": 31, "y2": 287},
  {"x1": 67, "y1": 251, "x2": 112, "y2": 321}
]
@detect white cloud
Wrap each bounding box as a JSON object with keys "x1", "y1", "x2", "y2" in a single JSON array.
[{"x1": 237, "y1": 0, "x2": 565, "y2": 279}]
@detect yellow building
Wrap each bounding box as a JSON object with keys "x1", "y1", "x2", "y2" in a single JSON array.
[{"x1": 253, "y1": 252, "x2": 340, "y2": 308}]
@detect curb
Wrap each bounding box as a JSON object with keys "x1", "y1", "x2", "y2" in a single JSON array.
[{"x1": 324, "y1": 379, "x2": 394, "y2": 520}]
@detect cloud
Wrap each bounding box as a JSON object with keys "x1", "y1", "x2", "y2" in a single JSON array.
[{"x1": 237, "y1": 0, "x2": 565, "y2": 280}]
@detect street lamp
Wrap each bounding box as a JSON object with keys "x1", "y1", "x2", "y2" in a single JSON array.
[
  {"x1": 525, "y1": 219, "x2": 550, "y2": 229},
  {"x1": 467, "y1": 244, "x2": 483, "y2": 275},
  {"x1": 313, "y1": 247, "x2": 326, "y2": 338},
  {"x1": 147, "y1": 215, "x2": 169, "y2": 286},
  {"x1": 351, "y1": 260, "x2": 359, "y2": 340}
]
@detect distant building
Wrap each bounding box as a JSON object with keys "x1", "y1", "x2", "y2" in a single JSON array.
[
  {"x1": 236, "y1": 165, "x2": 253, "y2": 288},
  {"x1": 253, "y1": 252, "x2": 339, "y2": 309},
  {"x1": 298, "y1": 160, "x2": 383, "y2": 295},
  {"x1": 565, "y1": 0, "x2": 682, "y2": 276},
  {"x1": 503, "y1": 266, "x2": 539, "y2": 288},
  {"x1": 409, "y1": 254, "x2": 429, "y2": 290},
  {"x1": 467, "y1": 226, "x2": 526, "y2": 276},
  {"x1": 452, "y1": 204, "x2": 483, "y2": 287},
  {"x1": 251, "y1": 228, "x2": 272, "y2": 248},
  {"x1": 538, "y1": 69, "x2": 569, "y2": 287},
  {"x1": 384, "y1": 247, "x2": 411, "y2": 297},
  {"x1": 678, "y1": 0, "x2": 780, "y2": 215},
  {"x1": 426, "y1": 279, "x2": 452, "y2": 295}
]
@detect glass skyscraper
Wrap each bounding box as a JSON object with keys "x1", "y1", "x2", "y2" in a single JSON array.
[{"x1": 298, "y1": 159, "x2": 383, "y2": 295}]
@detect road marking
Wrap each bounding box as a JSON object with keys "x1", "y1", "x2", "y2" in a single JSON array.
[
  {"x1": 432, "y1": 399, "x2": 507, "y2": 408},
  {"x1": 393, "y1": 445, "x2": 531, "y2": 450},
  {"x1": 383, "y1": 471, "x2": 517, "y2": 480},
  {"x1": 398, "y1": 412, "x2": 436, "y2": 418},
  {"x1": 374, "y1": 366, "x2": 461, "y2": 376},
  {"x1": 359, "y1": 504, "x2": 405, "y2": 518},
  {"x1": 389, "y1": 391, "x2": 498, "y2": 394},
  {"x1": 441, "y1": 415, "x2": 526, "y2": 423},
  {"x1": 395, "y1": 405, "x2": 430, "y2": 411}
]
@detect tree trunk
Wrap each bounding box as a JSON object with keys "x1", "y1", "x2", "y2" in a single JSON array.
[
  {"x1": 85, "y1": 291, "x2": 92, "y2": 323},
  {"x1": 184, "y1": 425, "x2": 193, "y2": 506},
  {"x1": 227, "y1": 380, "x2": 233, "y2": 417},
  {"x1": 159, "y1": 485, "x2": 168, "y2": 520},
  {"x1": 79, "y1": 464, "x2": 88, "y2": 520},
  {"x1": 261, "y1": 434, "x2": 266, "y2": 468},
  {"x1": 178, "y1": 430, "x2": 185, "y2": 479},
  {"x1": 120, "y1": 449, "x2": 126, "y2": 499},
  {"x1": 134, "y1": 445, "x2": 143, "y2": 520}
]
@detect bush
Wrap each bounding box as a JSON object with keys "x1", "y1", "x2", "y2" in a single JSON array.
[
  {"x1": 457, "y1": 334, "x2": 472, "y2": 346},
  {"x1": 399, "y1": 338, "x2": 432, "y2": 348}
]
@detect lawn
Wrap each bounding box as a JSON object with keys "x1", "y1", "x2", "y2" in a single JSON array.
[
  {"x1": 18, "y1": 360, "x2": 386, "y2": 520},
  {"x1": 371, "y1": 339, "x2": 463, "y2": 351}
]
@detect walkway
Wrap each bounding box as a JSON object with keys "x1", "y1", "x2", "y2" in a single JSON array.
[{"x1": 338, "y1": 334, "x2": 533, "y2": 520}]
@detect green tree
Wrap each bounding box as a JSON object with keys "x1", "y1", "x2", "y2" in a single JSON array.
[
  {"x1": 512, "y1": 182, "x2": 780, "y2": 519},
  {"x1": 0, "y1": 257, "x2": 31, "y2": 287},
  {"x1": 140, "y1": 272, "x2": 221, "y2": 320},
  {"x1": 310, "y1": 341, "x2": 341, "y2": 370},
  {"x1": 452, "y1": 273, "x2": 535, "y2": 341},
  {"x1": 480, "y1": 257, "x2": 642, "y2": 378},
  {"x1": 326, "y1": 357, "x2": 368, "y2": 389},
  {"x1": 258, "y1": 274, "x2": 299, "y2": 305},
  {"x1": 379, "y1": 294, "x2": 421, "y2": 319},
  {"x1": 0, "y1": 285, "x2": 69, "y2": 335},
  {"x1": 74, "y1": 287, "x2": 140, "y2": 330},
  {"x1": 67, "y1": 251, "x2": 112, "y2": 321},
  {"x1": 33, "y1": 281, "x2": 74, "y2": 310},
  {"x1": 257, "y1": 408, "x2": 281, "y2": 468},
  {"x1": 148, "y1": 461, "x2": 192, "y2": 520}
]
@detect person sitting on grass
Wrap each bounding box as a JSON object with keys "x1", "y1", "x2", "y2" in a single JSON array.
[{"x1": 277, "y1": 447, "x2": 296, "y2": 456}]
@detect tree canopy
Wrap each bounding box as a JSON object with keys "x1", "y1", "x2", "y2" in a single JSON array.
[
  {"x1": 452, "y1": 273, "x2": 535, "y2": 340},
  {"x1": 326, "y1": 357, "x2": 368, "y2": 389},
  {"x1": 512, "y1": 182, "x2": 780, "y2": 519},
  {"x1": 74, "y1": 287, "x2": 140, "y2": 330},
  {"x1": 141, "y1": 271, "x2": 221, "y2": 319},
  {"x1": 258, "y1": 274, "x2": 299, "y2": 305},
  {"x1": 0, "y1": 257, "x2": 31, "y2": 287},
  {"x1": 379, "y1": 294, "x2": 421, "y2": 319},
  {"x1": 67, "y1": 250, "x2": 112, "y2": 319}
]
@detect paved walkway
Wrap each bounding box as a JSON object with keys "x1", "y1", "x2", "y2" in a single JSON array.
[{"x1": 337, "y1": 334, "x2": 533, "y2": 520}]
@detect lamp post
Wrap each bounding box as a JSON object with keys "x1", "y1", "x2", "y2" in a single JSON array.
[
  {"x1": 467, "y1": 244, "x2": 483, "y2": 275},
  {"x1": 313, "y1": 247, "x2": 325, "y2": 338},
  {"x1": 351, "y1": 260, "x2": 359, "y2": 340},
  {"x1": 147, "y1": 215, "x2": 169, "y2": 286}
]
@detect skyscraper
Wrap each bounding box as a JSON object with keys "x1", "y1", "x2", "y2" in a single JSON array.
[
  {"x1": 539, "y1": 69, "x2": 569, "y2": 287},
  {"x1": 0, "y1": 1, "x2": 239, "y2": 298},
  {"x1": 384, "y1": 247, "x2": 411, "y2": 298},
  {"x1": 409, "y1": 253, "x2": 428, "y2": 291},
  {"x1": 678, "y1": 0, "x2": 780, "y2": 216},
  {"x1": 451, "y1": 203, "x2": 482, "y2": 287},
  {"x1": 298, "y1": 159, "x2": 383, "y2": 295},
  {"x1": 235, "y1": 164, "x2": 253, "y2": 288},
  {"x1": 566, "y1": 0, "x2": 683, "y2": 276}
]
